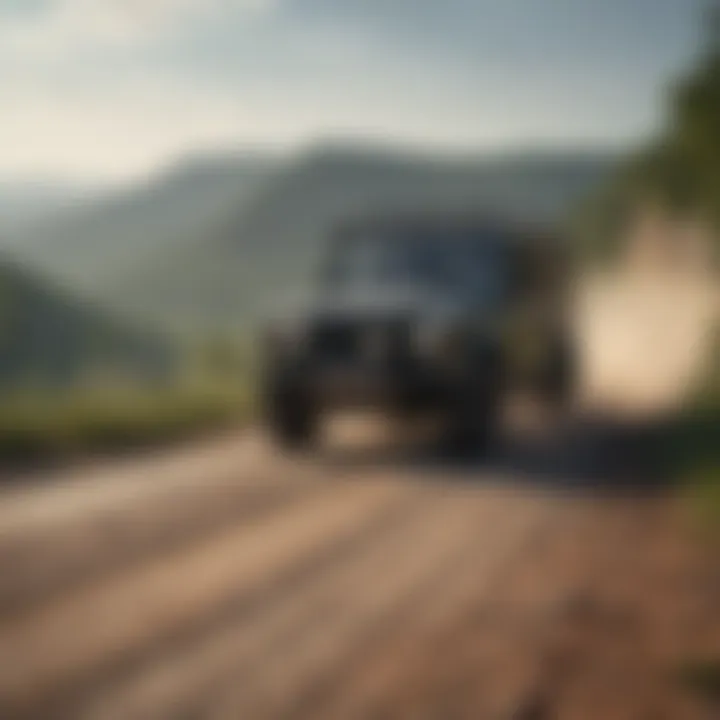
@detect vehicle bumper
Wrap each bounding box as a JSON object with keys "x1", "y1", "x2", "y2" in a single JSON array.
[{"x1": 289, "y1": 361, "x2": 457, "y2": 412}]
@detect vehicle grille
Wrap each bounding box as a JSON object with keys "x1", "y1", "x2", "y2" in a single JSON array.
[{"x1": 311, "y1": 319, "x2": 410, "y2": 365}]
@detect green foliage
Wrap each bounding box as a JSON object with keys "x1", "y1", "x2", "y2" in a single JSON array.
[
  {"x1": 678, "y1": 326, "x2": 720, "y2": 534},
  {"x1": 642, "y1": 2, "x2": 720, "y2": 223},
  {"x1": 569, "y1": 161, "x2": 643, "y2": 265},
  {"x1": 672, "y1": 32, "x2": 720, "y2": 207},
  {"x1": 188, "y1": 334, "x2": 254, "y2": 381},
  {"x1": 0, "y1": 380, "x2": 251, "y2": 461},
  {"x1": 577, "y1": 5, "x2": 720, "y2": 263},
  {"x1": 0, "y1": 257, "x2": 174, "y2": 388},
  {"x1": 0, "y1": 257, "x2": 257, "y2": 462}
]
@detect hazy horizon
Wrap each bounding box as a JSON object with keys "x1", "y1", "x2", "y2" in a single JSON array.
[
  {"x1": 1, "y1": 0, "x2": 702, "y2": 182},
  {"x1": 0, "y1": 135, "x2": 627, "y2": 191}
]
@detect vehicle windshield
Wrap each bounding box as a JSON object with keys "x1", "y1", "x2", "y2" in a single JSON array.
[{"x1": 324, "y1": 229, "x2": 510, "y2": 304}]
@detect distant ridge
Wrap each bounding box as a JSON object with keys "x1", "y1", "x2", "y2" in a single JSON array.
[
  {"x1": 8, "y1": 142, "x2": 617, "y2": 331},
  {"x1": 0, "y1": 256, "x2": 171, "y2": 386}
]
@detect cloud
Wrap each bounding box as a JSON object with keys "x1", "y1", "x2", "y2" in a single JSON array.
[
  {"x1": 0, "y1": 0, "x2": 276, "y2": 55},
  {"x1": 0, "y1": 0, "x2": 695, "y2": 180},
  {"x1": 0, "y1": 76, "x2": 255, "y2": 180}
]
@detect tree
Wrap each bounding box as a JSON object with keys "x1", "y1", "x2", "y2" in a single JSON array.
[{"x1": 665, "y1": 1, "x2": 720, "y2": 223}]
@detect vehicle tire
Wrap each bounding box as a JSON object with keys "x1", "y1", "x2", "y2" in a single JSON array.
[
  {"x1": 442, "y1": 363, "x2": 503, "y2": 459},
  {"x1": 265, "y1": 383, "x2": 318, "y2": 451},
  {"x1": 538, "y1": 335, "x2": 577, "y2": 410}
]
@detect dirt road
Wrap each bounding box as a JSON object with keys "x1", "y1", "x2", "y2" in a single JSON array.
[
  {"x1": 0, "y1": 277, "x2": 716, "y2": 719},
  {"x1": 0, "y1": 423, "x2": 577, "y2": 717}
]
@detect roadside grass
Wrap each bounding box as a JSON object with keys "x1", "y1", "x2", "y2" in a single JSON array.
[
  {"x1": 0, "y1": 334, "x2": 259, "y2": 465},
  {"x1": 0, "y1": 379, "x2": 253, "y2": 463},
  {"x1": 671, "y1": 326, "x2": 720, "y2": 534},
  {"x1": 663, "y1": 330, "x2": 720, "y2": 709},
  {"x1": 680, "y1": 429, "x2": 720, "y2": 537}
]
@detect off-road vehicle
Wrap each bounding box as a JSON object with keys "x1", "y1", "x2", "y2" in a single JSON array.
[{"x1": 262, "y1": 214, "x2": 576, "y2": 454}]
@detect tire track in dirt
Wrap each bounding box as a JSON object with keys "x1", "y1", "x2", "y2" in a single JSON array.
[
  {"x1": 71, "y1": 486, "x2": 447, "y2": 720},
  {"x1": 0, "y1": 433, "x2": 292, "y2": 612},
  {"x1": 301, "y1": 493, "x2": 570, "y2": 720},
  {"x1": 0, "y1": 475, "x2": 323, "y2": 617},
  {"x1": 0, "y1": 478, "x2": 409, "y2": 717},
  {"x1": 206, "y1": 489, "x2": 562, "y2": 720}
]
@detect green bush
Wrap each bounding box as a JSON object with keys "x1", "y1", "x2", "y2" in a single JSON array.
[
  {"x1": 0, "y1": 380, "x2": 252, "y2": 461},
  {"x1": 679, "y1": 327, "x2": 720, "y2": 533}
]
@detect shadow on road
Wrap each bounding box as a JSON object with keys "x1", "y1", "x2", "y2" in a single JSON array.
[{"x1": 315, "y1": 407, "x2": 720, "y2": 496}]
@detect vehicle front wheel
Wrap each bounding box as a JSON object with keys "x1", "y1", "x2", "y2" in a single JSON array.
[
  {"x1": 441, "y1": 375, "x2": 502, "y2": 458},
  {"x1": 265, "y1": 384, "x2": 318, "y2": 451},
  {"x1": 538, "y1": 335, "x2": 577, "y2": 411}
]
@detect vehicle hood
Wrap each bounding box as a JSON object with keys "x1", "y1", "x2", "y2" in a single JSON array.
[{"x1": 301, "y1": 283, "x2": 465, "y2": 324}]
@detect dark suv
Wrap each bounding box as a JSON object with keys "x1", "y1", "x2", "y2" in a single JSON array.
[{"x1": 262, "y1": 215, "x2": 576, "y2": 453}]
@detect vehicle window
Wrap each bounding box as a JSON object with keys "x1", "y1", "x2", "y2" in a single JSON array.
[{"x1": 326, "y1": 228, "x2": 510, "y2": 305}]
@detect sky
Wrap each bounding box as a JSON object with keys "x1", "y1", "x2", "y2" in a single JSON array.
[{"x1": 0, "y1": 0, "x2": 705, "y2": 182}]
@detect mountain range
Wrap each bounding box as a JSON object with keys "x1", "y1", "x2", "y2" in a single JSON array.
[
  {"x1": 9, "y1": 142, "x2": 617, "y2": 333},
  {"x1": 0, "y1": 180, "x2": 104, "y2": 237},
  {"x1": 0, "y1": 258, "x2": 171, "y2": 387}
]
